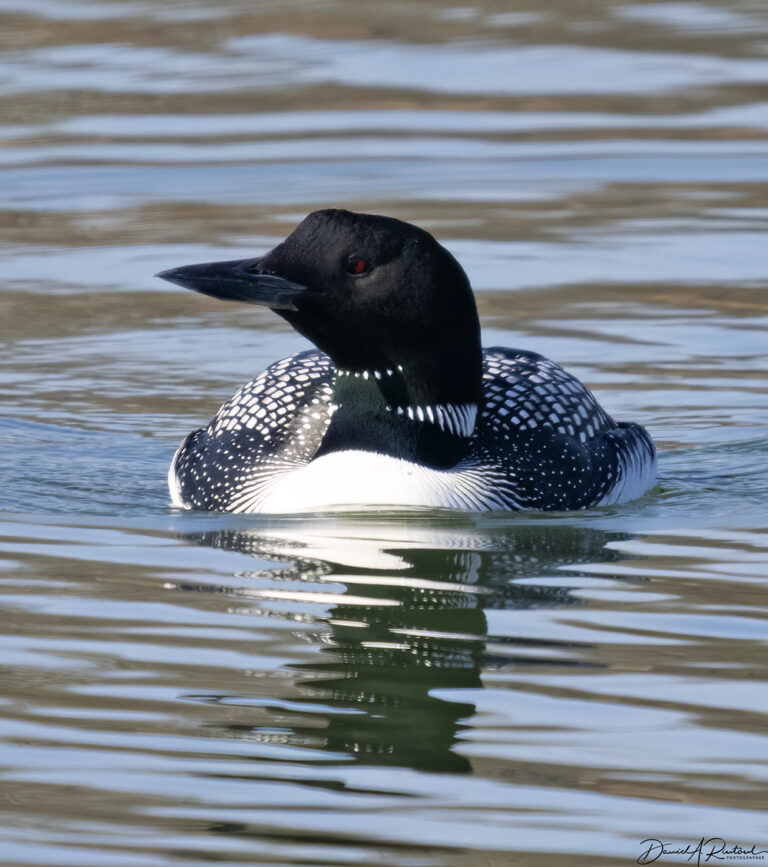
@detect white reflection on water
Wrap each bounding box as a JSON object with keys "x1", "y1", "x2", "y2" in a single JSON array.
[
  {"x1": 5, "y1": 138, "x2": 768, "y2": 168},
  {"x1": 616, "y1": 1, "x2": 768, "y2": 33},
  {"x1": 228, "y1": 35, "x2": 768, "y2": 95},
  {"x1": 5, "y1": 103, "x2": 768, "y2": 139},
  {"x1": 5, "y1": 36, "x2": 768, "y2": 96},
  {"x1": 7, "y1": 155, "x2": 768, "y2": 213}
]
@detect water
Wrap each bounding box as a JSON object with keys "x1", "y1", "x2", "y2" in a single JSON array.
[{"x1": 1, "y1": 1, "x2": 767, "y2": 864}]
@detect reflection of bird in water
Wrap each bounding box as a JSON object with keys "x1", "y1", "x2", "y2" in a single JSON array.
[{"x1": 180, "y1": 517, "x2": 630, "y2": 772}]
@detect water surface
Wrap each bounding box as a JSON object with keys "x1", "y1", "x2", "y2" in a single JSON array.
[{"x1": 1, "y1": 1, "x2": 767, "y2": 864}]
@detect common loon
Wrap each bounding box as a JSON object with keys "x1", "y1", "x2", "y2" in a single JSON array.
[{"x1": 158, "y1": 209, "x2": 656, "y2": 513}]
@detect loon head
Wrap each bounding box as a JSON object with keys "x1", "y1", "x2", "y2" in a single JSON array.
[{"x1": 158, "y1": 209, "x2": 482, "y2": 409}]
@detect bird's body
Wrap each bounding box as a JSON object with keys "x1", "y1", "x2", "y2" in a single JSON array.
[{"x1": 160, "y1": 209, "x2": 656, "y2": 514}]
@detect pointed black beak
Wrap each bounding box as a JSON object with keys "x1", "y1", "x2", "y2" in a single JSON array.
[{"x1": 156, "y1": 256, "x2": 307, "y2": 311}]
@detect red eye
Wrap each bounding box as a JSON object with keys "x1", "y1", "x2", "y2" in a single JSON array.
[{"x1": 347, "y1": 256, "x2": 369, "y2": 276}]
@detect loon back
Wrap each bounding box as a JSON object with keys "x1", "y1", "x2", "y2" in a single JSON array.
[{"x1": 159, "y1": 208, "x2": 656, "y2": 513}]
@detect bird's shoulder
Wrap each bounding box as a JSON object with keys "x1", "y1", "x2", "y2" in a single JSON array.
[{"x1": 478, "y1": 347, "x2": 615, "y2": 442}]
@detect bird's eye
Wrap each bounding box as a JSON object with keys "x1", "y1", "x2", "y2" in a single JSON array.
[{"x1": 346, "y1": 256, "x2": 370, "y2": 276}]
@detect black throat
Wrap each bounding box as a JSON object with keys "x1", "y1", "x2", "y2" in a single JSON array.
[{"x1": 314, "y1": 362, "x2": 480, "y2": 469}]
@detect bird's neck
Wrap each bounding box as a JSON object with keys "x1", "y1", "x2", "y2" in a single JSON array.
[{"x1": 315, "y1": 352, "x2": 482, "y2": 469}]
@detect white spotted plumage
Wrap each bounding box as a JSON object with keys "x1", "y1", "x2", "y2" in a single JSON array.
[{"x1": 169, "y1": 347, "x2": 656, "y2": 514}]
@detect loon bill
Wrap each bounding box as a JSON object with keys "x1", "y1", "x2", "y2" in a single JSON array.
[{"x1": 157, "y1": 208, "x2": 656, "y2": 514}]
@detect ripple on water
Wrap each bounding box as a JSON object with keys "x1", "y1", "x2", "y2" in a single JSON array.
[{"x1": 0, "y1": 513, "x2": 766, "y2": 865}]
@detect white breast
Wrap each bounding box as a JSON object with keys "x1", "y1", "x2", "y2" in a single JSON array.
[{"x1": 243, "y1": 450, "x2": 497, "y2": 514}]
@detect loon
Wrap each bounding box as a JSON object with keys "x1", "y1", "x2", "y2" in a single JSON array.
[{"x1": 158, "y1": 209, "x2": 656, "y2": 514}]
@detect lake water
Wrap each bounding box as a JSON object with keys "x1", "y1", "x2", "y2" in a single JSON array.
[{"x1": 1, "y1": 1, "x2": 767, "y2": 865}]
